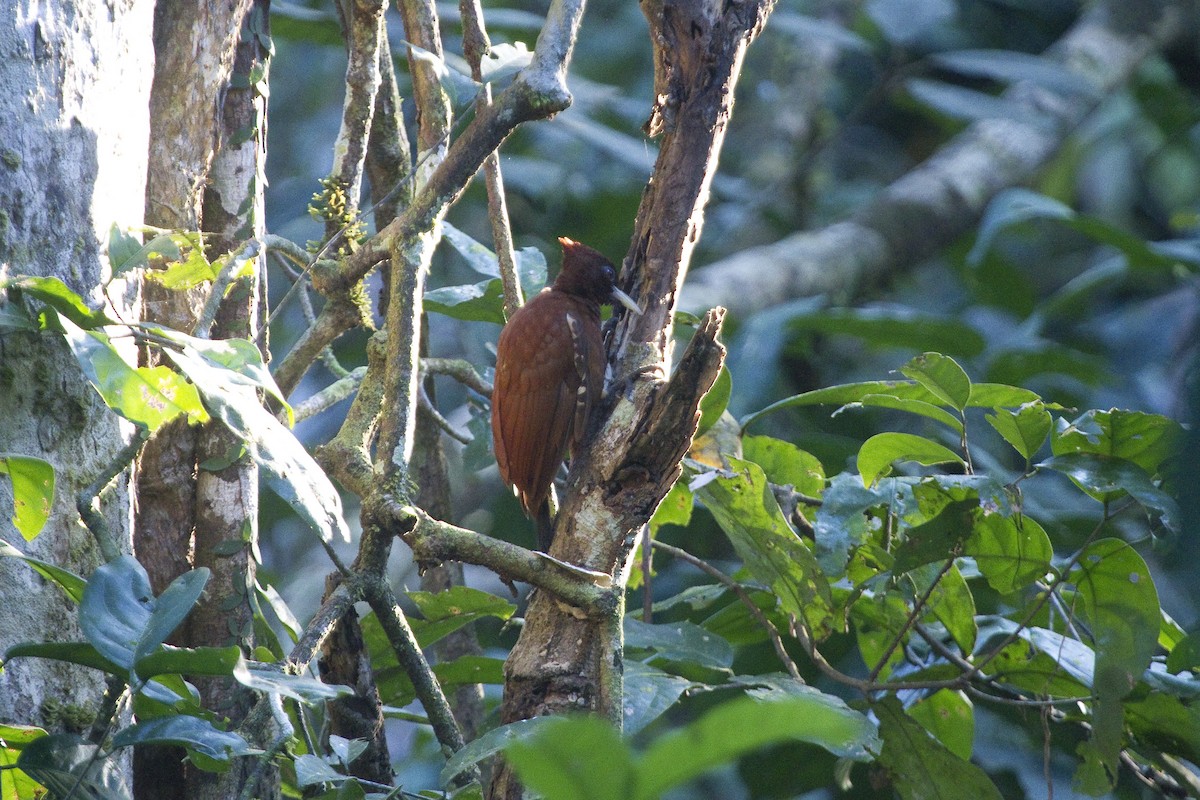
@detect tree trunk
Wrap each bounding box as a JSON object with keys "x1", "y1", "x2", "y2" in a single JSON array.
[{"x1": 0, "y1": 0, "x2": 153, "y2": 788}]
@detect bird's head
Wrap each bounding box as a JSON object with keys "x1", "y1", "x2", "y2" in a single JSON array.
[{"x1": 554, "y1": 237, "x2": 643, "y2": 314}]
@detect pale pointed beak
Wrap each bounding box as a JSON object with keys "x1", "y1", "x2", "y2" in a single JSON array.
[{"x1": 610, "y1": 286, "x2": 643, "y2": 315}]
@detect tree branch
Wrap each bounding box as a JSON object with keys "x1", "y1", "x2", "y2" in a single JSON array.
[{"x1": 681, "y1": 0, "x2": 1193, "y2": 318}]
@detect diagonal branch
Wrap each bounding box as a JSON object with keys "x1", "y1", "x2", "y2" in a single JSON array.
[{"x1": 680, "y1": 0, "x2": 1193, "y2": 318}]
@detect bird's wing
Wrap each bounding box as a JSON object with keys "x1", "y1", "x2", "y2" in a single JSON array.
[{"x1": 492, "y1": 298, "x2": 585, "y2": 516}]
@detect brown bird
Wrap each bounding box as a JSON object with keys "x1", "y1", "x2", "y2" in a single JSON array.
[{"x1": 492, "y1": 237, "x2": 642, "y2": 551}]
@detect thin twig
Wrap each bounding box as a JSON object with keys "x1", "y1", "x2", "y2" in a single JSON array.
[
  {"x1": 421, "y1": 357, "x2": 493, "y2": 396},
  {"x1": 76, "y1": 427, "x2": 151, "y2": 562},
  {"x1": 652, "y1": 540, "x2": 802, "y2": 681},
  {"x1": 418, "y1": 385, "x2": 472, "y2": 444},
  {"x1": 867, "y1": 555, "x2": 956, "y2": 682}
]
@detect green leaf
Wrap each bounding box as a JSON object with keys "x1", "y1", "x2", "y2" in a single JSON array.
[
  {"x1": 649, "y1": 479, "x2": 693, "y2": 534},
  {"x1": 741, "y1": 435, "x2": 825, "y2": 496},
  {"x1": 16, "y1": 734, "x2": 128, "y2": 800},
  {"x1": 1125, "y1": 691, "x2": 1200, "y2": 767},
  {"x1": 441, "y1": 718, "x2": 555, "y2": 787},
  {"x1": 1052, "y1": 409, "x2": 1181, "y2": 476},
  {"x1": 853, "y1": 394, "x2": 964, "y2": 434},
  {"x1": 634, "y1": 693, "x2": 879, "y2": 800},
  {"x1": 968, "y1": 188, "x2": 1178, "y2": 270},
  {"x1": 900, "y1": 353, "x2": 972, "y2": 412},
  {"x1": 79, "y1": 555, "x2": 156, "y2": 669},
  {"x1": 891, "y1": 498, "x2": 978, "y2": 575},
  {"x1": 424, "y1": 278, "x2": 506, "y2": 324},
  {"x1": 293, "y1": 753, "x2": 344, "y2": 787},
  {"x1": 504, "y1": 716, "x2": 633, "y2": 800},
  {"x1": 622, "y1": 662, "x2": 698, "y2": 736},
  {"x1": 107, "y1": 225, "x2": 183, "y2": 275},
  {"x1": 907, "y1": 78, "x2": 1028, "y2": 123},
  {"x1": 907, "y1": 689, "x2": 974, "y2": 761},
  {"x1": 1166, "y1": 631, "x2": 1200, "y2": 675},
  {"x1": 1069, "y1": 539, "x2": 1160, "y2": 794},
  {"x1": 695, "y1": 365, "x2": 731, "y2": 438},
  {"x1": 986, "y1": 402, "x2": 1052, "y2": 460},
  {"x1": 851, "y1": 592, "x2": 911, "y2": 679},
  {"x1": 407, "y1": 586, "x2": 515, "y2": 649},
  {"x1": 134, "y1": 645, "x2": 244, "y2": 679},
  {"x1": 815, "y1": 473, "x2": 914, "y2": 576},
  {"x1": 152, "y1": 246, "x2": 218, "y2": 290},
  {"x1": 874, "y1": 696, "x2": 1003, "y2": 800},
  {"x1": 694, "y1": 458, "x2": 835, "y2": 637},
  {"x1": 786, "y1": 306, "x2": 986, "y2": 356},
  {"x1": 742, "y1": 378, "x2": 1047, "y2": 429},
  {"x1": 1038, "y1": 453, "x2": 1180, "y2": 530},
  {"x1": 0, "y1": 275, "x2": 114, "y2": 328},
  {"x1": 3, "y1": 641, "x2": 124, "y2": 675},
  {"x1": 0, "y1": 455, "x2": 54, "y2": 541},
  {"x1": 914, "y1": 562, "x2": 977, "y2": 656},
  {"x1": 624, "y1": 618, "x2": 734, "y2": 670},
  {"x1": 133, "y1": 568, "x2": 210, "y2": 667},
  {"x1": 433, "y1": 655, "x2": 505, "y2": 687},
  {"x1": 111, "y1": 716, "x2": 251, "y2": 762},
  {"x1": 151, "y1": 328, "x2": 290, "y2": 421},
  {"x1": 162, "y1": 344, "x2": 349, "y2": 543},
  {"x1": 0, "y1": 723, "x2": 46, "y2": 800},
  {"x1": 59, "y1": 317, "x2": 208, "y2": 431},
  {"x1": 857, "y1": 432, "x2": 965, "y2": 486},
  {"x1": 1069, "y1": 539, "x2": 1160, "y2": 696},
  {"x1": 963, "y1": 512, "x2": 1053, "y2": 593}
]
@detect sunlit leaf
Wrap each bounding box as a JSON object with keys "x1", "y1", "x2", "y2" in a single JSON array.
[
  {"x1": 907, "y1": 689, "x2": 974, "y2": 761},
  {"x1": 964, "y1": 512, "x2": 1053, "y2": 593},
  {"x1": 986, "y1": 402, "x2": 1052, "y2": 460},
  {"x1": 900, "y1": 353, "x2": 972, "y2": 412},
  {"x1": 2, "y1": 275, "x2": 114, "y2": 329},
  {"x1": 694, "y1": 458, "x2": 835, "y2": 637},
  {"x1": 0, "y1": 455, "x2": 54, "y2": 541},
  {"x1": 857, "y1": 432, "x2": 965, "y2": 486}
]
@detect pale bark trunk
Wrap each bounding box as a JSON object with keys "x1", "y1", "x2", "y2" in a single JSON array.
[{"x1": 0, "y1": 0, "x2": 154, "y2": 789}]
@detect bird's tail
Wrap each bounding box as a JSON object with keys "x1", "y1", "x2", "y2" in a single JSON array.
[{"x1": 535, "y1": 498, "x2": 555, "y2": 553}]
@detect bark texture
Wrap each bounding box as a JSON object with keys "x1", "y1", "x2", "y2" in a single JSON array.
[{"x1": 0, "y1": 0, "x2": 152, "y2": 759}]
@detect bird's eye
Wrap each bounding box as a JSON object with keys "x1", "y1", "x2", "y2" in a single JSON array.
[{"x1": 603, "y1": 265, "x2": 616, "y2": 282}]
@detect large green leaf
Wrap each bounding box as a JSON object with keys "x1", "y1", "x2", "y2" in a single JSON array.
[
  {"x1": 1039, "y1": 453, "x2": 1180, "y2": 530},
  {"x1": 695, "y1": 458, "x2": 834, "y2": 637},
  {"x1": 440, "y1": 717, "x2": 556, "y2": 787},
  {"x1": 79, "y1": 555, "x2": 156, "y2": 669},
  {"x1": 900, "y1": 353, "x2": 972, "y2": 412},
  {"x1": 0, "y1": 723, "x2": 46, "y2": 800},
  {"x1": 624, "y1": 618, "x2": 734, "y2": 670},
  {"x1": 0, "y1": 275, "x2": 114, "y2": 329},
  {"x1": 132, "y1": 568, "x2": 210, "y2": 669},
  {"x1": 912, "y1": 561, "x2": 976, "y2": 656},
  {"x1": 695, "y1": 365, "x2": 732, "y2": 438},
  {"x1": 1052, "y1": 409, "x2": 1181, "y2": 476},
  {"x1": 0, "y1": 456, "x2": 54, "y2": 541},
  {"x1": 634, "y1": 693, "x2": 878, "y2": 799},
  {"x1": 110, "y1": 716, "x2": 250, "y2": 762},
  {"x1": 3, "y1": 641, "x2": 124, "y2": 675},
  {"x1": 741, "y1": 435, "x2": 825, "y2": 496},
  {"x1": 1068, "y1": 539, "x2": 1160, "y2": 794},
  {"x1": 907, "y1": 689, "x2": 974, "y2": 761},
  {"x1": 163, "y1": 343, "x2": 349, "y2": 543},
  {"x1": 964, "y1": 511, "x2": 1053, "y2": 593},
  {"x1": 407, "y1": 585, "x2": 515, "y2": 649},
  {"x1": 874, "y1": 696, "x2": 1003, "y2": 800},
  {"x1": 986, "y1": 402, "x2": 1052, "y2": 461},
  {"x1": 622, "y1": 661, "x2": 699, "y2": 736},
  {"x1": 60, "y1": 316, "x2": 207, "y2": 431},
  {"x1": 504, "y1": 715, "x2": 633, "y2": 800},
  {"x1": 857, "y1": 432, "x2": 964, "y2": 486},
  {"x1": 890, "y1": 498, "x2": 977, "y2": 575}
]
